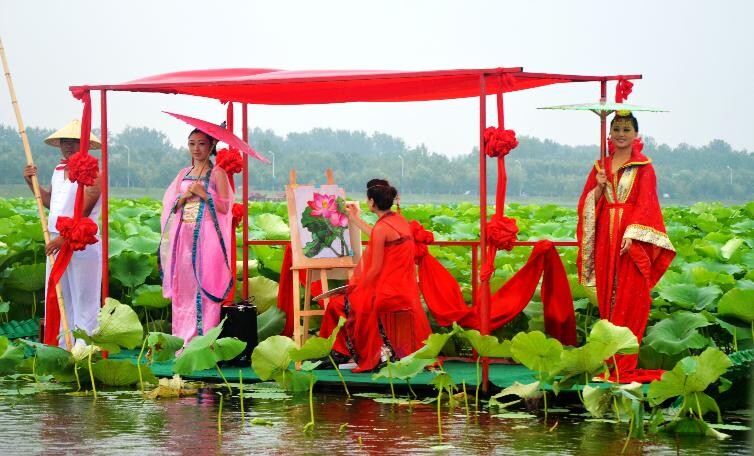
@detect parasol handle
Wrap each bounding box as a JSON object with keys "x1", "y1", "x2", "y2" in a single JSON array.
[{"x1": 1, "y1": 37, "x2": 73, "y2": 350}]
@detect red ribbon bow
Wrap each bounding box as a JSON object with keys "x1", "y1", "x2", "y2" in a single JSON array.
[
  {"x1": 67, "y1": 151, "x2": 99, "y2": 186},
  {"x1": 486, "y1": 214, "x2": 519, "y2": 251},
  {"x1": 56, "y1": 216, "x2": 99, "y2": 251},
  {"x1": 483, "y1": 127, "x2": 518, "y2": 158},
  {"x1": 409, "y1": 220, "x2": 435, "y2": 262},
  {"x1": 231, "y1": 203, "x2": 244, "y2": 229},
  {"x1": 615, "y1": 79, "x2": 634, "y2": 103},
  {"x1": 217, "y1": 147, "x2": 244, "y2": 176}
]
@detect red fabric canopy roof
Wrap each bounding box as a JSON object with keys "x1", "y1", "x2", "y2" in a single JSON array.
[{"x1": 70, "y1": 68, "x2": 640, "y2": 105}]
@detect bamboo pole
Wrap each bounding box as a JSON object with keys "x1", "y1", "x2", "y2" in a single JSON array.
[{"x1": 0, "y1": 37, "x2": 72, "y2": 350}]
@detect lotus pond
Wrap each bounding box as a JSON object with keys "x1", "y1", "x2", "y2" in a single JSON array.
[{"x1": 0, "y1": 382, "x2": 750, "y2": 455}]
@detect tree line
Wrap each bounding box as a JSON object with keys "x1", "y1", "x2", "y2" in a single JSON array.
[{"x1": 1, "y1": 124, "x2": 751, "y2": 204}]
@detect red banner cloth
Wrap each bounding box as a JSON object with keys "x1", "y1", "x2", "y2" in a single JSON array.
[{"x1": 418, "y1": 239, "x2": 576, "y2": 346}]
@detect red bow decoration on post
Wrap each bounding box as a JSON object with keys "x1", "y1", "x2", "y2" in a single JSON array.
[
  {"x1": 615, "y1": 79, "x2": 634, "y2": 103},
  {"x1": 483, "y1": 127, "x2": 519, "y2": 158},
  {"x1": 486, "y1": 214, "x2": 518, "y2": 252},
  {"x1": 409, "y1": 220, "x2": 435, "y2": 262},
  {"x1": 56, "y1": 216, "x2": 99, "y2": 251},
  {"x1": 67, "y1": 151, "x2": 99, "y2": 186}
]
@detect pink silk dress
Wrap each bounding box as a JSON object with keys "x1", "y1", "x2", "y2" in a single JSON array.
[{"x1": 160, "y1": 165, "x2": 234, "y2": 345}]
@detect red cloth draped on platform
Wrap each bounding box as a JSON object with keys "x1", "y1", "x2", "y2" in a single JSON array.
[
  {"x1": 417, "y1": 238, "x2": 576, "y2": 346},
  {"x1": 44, "y1": 91, "x2": 99, "y2": 345},
  {"x1": 577, "y1": 141, "x2": 675, "y2": 382},
  {"x1": 276, "y1": 245, "x2": 322, "y2": 337}
]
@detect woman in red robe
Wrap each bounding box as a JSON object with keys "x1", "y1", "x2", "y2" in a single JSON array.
[
  {"x1": 577, "y1": 112, "x2": 675, "y2": 378},
  {"x1": 320, "y1": 179, "x2": 431, "y2": 372}
]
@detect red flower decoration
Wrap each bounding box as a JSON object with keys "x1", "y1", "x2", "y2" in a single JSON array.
[
  {"x1": 486, "y1": 214, "x2": 518, "y2": 251},
  {"x1": 67, "y1": 151, "x2": 99, "y2": 186},
  {"x1": 56, "y1": 216, "x2": 98, "y2": 251},
  {"x1": 409, "y1": 220, "x2": 434, "y2": 261},
  {"x1": 217, "y1": 148, "x2": 243, "y2": 176},
  {"x1": 483, "y1": 127, "x2": 518, "y2": 158},
  {"x1": 615, "y1": 79, "x2": 634, "y2": 103},
  {"x1": 231, "y1": 203, "x2": 244, "y2": 228}
]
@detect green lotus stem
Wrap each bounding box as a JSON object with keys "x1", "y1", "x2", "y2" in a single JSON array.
[
  {"x1": 750, "y1": 321, "x2": 753, "y2": 344},
  {"x1": 475, "y1": 355, "x2": 481, "y2": 414},
  {"x1": 88, "y1": 352, "x2": 97, "y2": 400},
  {"x1": 32, "y1": 355, "x2": 37, "y2": 382},
  {"x1": 31, "y1": 291, "x2": 37, "y2": 319},
  {"x1": 303, "y1": 373, "x2": 315, "y2": 433},
  {"x1": 621, "y1": 414, "x2": 633, "y2": 454},
  {"x1": 328, "y1": 354, "x2": 350, "y2": 397},
  {"x1": 732, "y1": 326, "x2": 738, "y2": 352},
  {"x1": 613, "y1": 396, "x2": 621, "y2": 422},
  {"x1": 239, "y1": 370, "x2": 245, "y2": 426},
  {"x1": 462, "y1": 380, "x2": 470, "y2": 420},
  {"x1": 436, "y1": 386, "x2": 443, "y2": 443},
  {"x1": 407, "y1": 380, "x2": 417, "y2": 400},
  {"x1": 542, "y1": 388, "x2": 548, "y2": 423},
  {"x1": 612, "y1": 355, "x2": 620, "y2": 384},
  {"x1": 388, "y1": 362, "x2": 395, "y2": 400},
  {"x1": 136, "y1": 337, "x2": 148, "y2": 394},
  {"x1": 73, "y1": 364, "x2": 81, "y2": 391},
  {"x1": 215, "y1": 364, "x2": 233, "y2": 394},
  {"x1": 217, "y1": 394, "x2": 223, "y2": 437},
  {"x1": 694, "y1": 392, "x2": 704, "y2": 422}
]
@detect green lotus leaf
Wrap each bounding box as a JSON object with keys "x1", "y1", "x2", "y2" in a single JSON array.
[
  {"x1": 411, "y1": 324, "x2": 462, "y2": 359},
  {"x1": 643, "y1": 311, "x2": 711, "y2": 356},
  {"x1": 107, "y1": 236, "x2": 128, "y2": 258},
  {"x1": 492, "y1": 381, "x2": 542, "y2": 401},
  {"x1": 0, "y1": 337, "x2": 25, "y2": 375},
  {"x1": 458, "y1": 327, "x2": 512, "y2": 358},
  {"x1": 658, "y1": 284, "x2": 722, "y2": 311},
  {"x1": 430, "y1": 371, "x2": 456, "y2": 392},
  {"x1": 73, "y1": 298, "x2": 144, "y2": 353},
  {"x1": 257, "y1": 306, "x2": 286, "y2": 342},
  {"x1": 720, "y1": 238, "x2": 744, "y2": 260},
  {"x1": 587, "y1": 319, "x2": 639, "y2": 357},
  {"x1": 174, "y1": 321, "x2": 246, "y2": 375},
  {"x1": 110, "y1": 251, "x2": 152, "y2": 289},
  {"x1": 124, "y1": 234, "x2": 160, "y2": 255},
  {"x1": 557, "y1": 343, "x2": 611, "y2": 387},
  {"x1": 132, "y1": 284, "x2": 170, "y2": 309},
  {"x1": 273, "y1": 369, "x2": 311, "y2": 392},
  {"x1": 717, "y1": 288, "x2": 754, "y2": 323},
  {"x1": 252, "y1": 245, "x2": 285, "y2": 274},
  {"x1": 20, "y1": 340, "x2": 73, "y2": 375},
  {"x1": 147, "y1": 332, "x2": 185, "y2": 362},
  {"x1": 213, "y1": 337, "x2": 247, "y2": 362},
  {"x1": 5, "y1": 263, "x2": 46, "y2": 292},
  {"x1": 246, "y1": 276, "x2": 279, "y2": 314},
  {"x1": 647, "y1": 347, "x2": 731, "y2": 406},
  {"x1": 251, "y1": 335, "x2": 296, "y2": 381},
  {"x1": 92, "y1": 359, "x2": 157, "y2": 386},
  {"x1": 372, "y1": 356, "x2": 435, "y2": 381},
  {"x1": 682, "y1": 260, "x2": 742, "y2": 276},
  {"x1": 510, "y1": 331, "x2": 563, "y2": 381},
  {"x1": 290, "y1": 317, "x2": 344, "y2": 362},
  {"x1": 582, "y1": 384, "x2": 612, "y2": 418},
  {"x1": 255, "y1": 213, "x2": 289, "y2": 240}
]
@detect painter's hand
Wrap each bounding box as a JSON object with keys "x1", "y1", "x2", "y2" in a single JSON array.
[
  {"x1": 345, "y1": 202, "x2": 360, "y2": 219},
  {"x1": 45, "y1": 236, "x2": 65, "y2": 257}
]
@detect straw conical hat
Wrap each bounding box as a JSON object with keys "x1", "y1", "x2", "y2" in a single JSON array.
[{"x1": 44, "y1": 120, "x2": 101, "y2": 149}]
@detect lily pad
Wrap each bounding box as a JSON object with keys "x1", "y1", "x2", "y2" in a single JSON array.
[
  {"x1": 5, "y1": 263, "x2": 46, "y2": 292},
  {"x1": 92, "y1": 359, "x2": 158, "y2": 386},
  {"x1": 72, "y1": 298, "x2": 144, "y2": 353},
  {"x1": 717, "y1": 288, "x2": 754, "y2": 323},
  {"x1": 257, "y1": 306, "x2": 286, "y2": 342},
  {"x1": 643, "y1": 311, "x2": 711, "y2": 356},
  {"x1": 109, "y1": 251, "x2": 152, "y2": 289},
  {"x1": 251, "y1": 335, "x2": 296, "y2": 381},
  {"x1": 132, "y1": 284, "x2": 170, "y2": 309},
  {"x1": 146, "y1": 332, "x2": 184, "y2": 362}
]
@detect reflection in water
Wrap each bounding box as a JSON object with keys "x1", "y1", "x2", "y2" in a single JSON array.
[{"x1": 0, "y1": 386, "x2": 750, "y2": 455}]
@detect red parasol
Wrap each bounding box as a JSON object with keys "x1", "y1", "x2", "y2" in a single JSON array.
[{"x1": 164, "y1": 111, "x2": 270, "y2": 163}]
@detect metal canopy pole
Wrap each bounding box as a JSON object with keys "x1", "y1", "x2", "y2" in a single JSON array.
[
  {"x1": 100, "y1": 90, "x2": 109, "y2": 302},
  {"x1": 478, "y1": 74, "x2": 490, "y2": 392},
  {"x1": 242, "y1": 103, "x2": 249, "y2": 300}
]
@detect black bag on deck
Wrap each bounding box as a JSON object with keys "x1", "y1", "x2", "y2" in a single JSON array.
[{"x1": 218, "y1": 300, "x2": 258, "y2": 366}]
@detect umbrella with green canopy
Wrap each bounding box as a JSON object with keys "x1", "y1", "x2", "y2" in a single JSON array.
[{"x1": 538, "y1": 100, "x2": 668, "y2": 161}]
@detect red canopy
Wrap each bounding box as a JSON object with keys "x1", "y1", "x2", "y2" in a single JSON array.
[{"x1": 69, "y1": 67, "x2": 639, "y2": 105}]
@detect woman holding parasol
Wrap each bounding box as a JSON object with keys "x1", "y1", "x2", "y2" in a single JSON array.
[
  {"x1": 576, "y1": 110, "x2": 675, "y2": 380},
  {"x1": 160, "y1": 126, "x2": 234, "y2": 345}
]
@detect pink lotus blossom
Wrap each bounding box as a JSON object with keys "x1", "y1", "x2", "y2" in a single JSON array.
[
  {"x1": 329, "y1": 211, "x2": 349, "y2": 227},
  {"x1": 307, "y1": 193, "x2": 337, "y2": 219}
]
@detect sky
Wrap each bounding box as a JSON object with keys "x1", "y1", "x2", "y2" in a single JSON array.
[{"x1": 1, "y1": 0, "x2": 753, "y2": 157}]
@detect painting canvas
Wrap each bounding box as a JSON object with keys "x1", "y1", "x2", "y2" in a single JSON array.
[{"x1": 287, "y1": 184, "x2": 360, "y2": 268}]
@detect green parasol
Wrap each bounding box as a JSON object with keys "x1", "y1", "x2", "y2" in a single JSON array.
[{"x1": 538, "y1": 100, "x2": 668, "y2": 161}]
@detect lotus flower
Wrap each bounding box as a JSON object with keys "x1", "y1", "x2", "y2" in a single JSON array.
[{"x1": 307, "y1": 193, "x2": 337, "y2": 219}]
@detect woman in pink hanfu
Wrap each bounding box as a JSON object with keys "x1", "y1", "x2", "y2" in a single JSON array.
[{"x1": 160, "y1": 128, "x2": 234, "y2": 345}]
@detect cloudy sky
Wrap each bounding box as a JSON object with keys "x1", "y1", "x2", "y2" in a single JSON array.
[{"x1": 1, "y1": 0, "x2": 752, "y2": 156}]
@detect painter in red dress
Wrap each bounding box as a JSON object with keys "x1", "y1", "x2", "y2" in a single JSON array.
[
  {"x1": 320, "y1": 179, "x2": 431, "y2": 372},
  {"x1": 577, "y1": 112, "x2": 675, "y2": 378}
]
